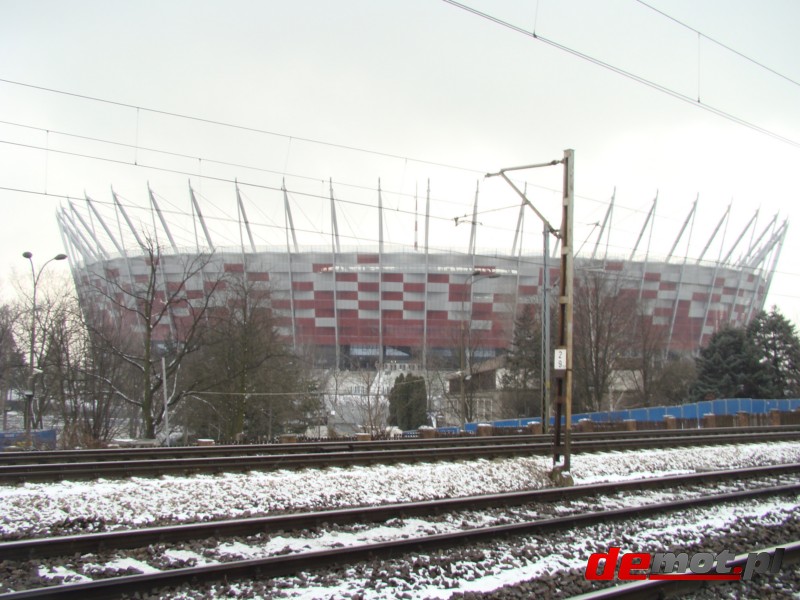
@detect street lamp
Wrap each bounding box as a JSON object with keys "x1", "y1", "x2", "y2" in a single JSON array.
[
  {"x1": 459, "y1": 270, "x2": 500, "y2": 425},
  {"x1": 21, "y1": 251, "x2": 67, "y2": 440}
]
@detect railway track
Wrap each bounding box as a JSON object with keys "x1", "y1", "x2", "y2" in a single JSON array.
[
  {"x1": 2, "y1": 462, "x2": 797, "y2": 558},
  {"x1": 1, "y1": 465, "x2": 798, "y2": 599},
  {"x1": 5, "y1": 425, "x2": 799, "y2": 465},
  {"x1": 2, "y1": 429, "x2": 800, "y2": 483}
]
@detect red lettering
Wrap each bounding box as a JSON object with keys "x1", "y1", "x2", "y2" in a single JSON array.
[
  {"x1": 619, "y1": 553, "x2": 651, "y2": 580},
  {"x1": 585, "y1": 547, "x2": 621, "y2": 580}
]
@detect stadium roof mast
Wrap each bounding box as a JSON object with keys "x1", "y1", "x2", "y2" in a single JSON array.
[
  {"x1": 666, "y1": 197, "x2": 698, "y2": 355},
  {"x1": 590, "y1": 188, "x2": 614, "y2": 264},
  {"x1": 486, "y1": 149, "x2": 574, "y2": 479},
  {"x1": 188, "y1": 183, "x2": 214, "y2": 251}
]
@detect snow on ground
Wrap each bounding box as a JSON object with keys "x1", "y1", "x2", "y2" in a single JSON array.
[
  {"x1": 2, "y1": 441, "x2": 800, "y2": 540},
  {"x1": 258, "y1": 497, "x2": 800, "y2": 600}
]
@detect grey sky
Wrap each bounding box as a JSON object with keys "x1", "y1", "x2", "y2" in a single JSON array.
[{"x1": 1, "y1": 1, "x2": 799, "y2": 319}]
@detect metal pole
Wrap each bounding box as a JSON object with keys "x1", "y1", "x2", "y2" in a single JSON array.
[
  {"x1": 25, "y1": 259, "x2": 36, "y2": 439},
  {"x1": 21, "y1": 252, "x2": 67, "y2": 442},
  {"x1": 460, "y1": 271, "x2": 477, "y2": 425},
  {"x1": 560, "y1": 149, "x2": 575, "y2": 472},
  {"x1": 162, "y1": 356, "x2": 170, "y2": 447},
  {"x1": 542, "y1": 221, "x2": 551, "y2": 429},
  {"x1": 485, "y1": 151, "x2": 573, "y2": 473}
]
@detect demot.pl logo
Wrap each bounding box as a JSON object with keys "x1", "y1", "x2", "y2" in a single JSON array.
[{"x1": 585, "y1": 547, "x2": 784, "y2": 581}]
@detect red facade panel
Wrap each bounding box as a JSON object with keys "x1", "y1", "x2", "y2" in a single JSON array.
[
  {"x1": 448, "y1": 284, "x2": 470, "y2": 303},
  {"x1": 359, "y1": 300, "x2": 379, "y2": 311},
  {"x1": 224, "y1": 263, "x2": 244, "y2": 273},
  {"x1": 472, "y1": 302, "x2": 493, "y2": 318},
  {"x1": 428, "y1": 273, "x2": 449, "y2": 283},
  {"x1": 381, "y1": 273, "x2": 403, "y2": 282},
  {"x1": 358, "y1": 281, "x2": 380, "y2": 292},
  {"x1": 403, "y1": 282, "x2": 426, "y2": 293},
  {"x1": 403, "y1": 301, "x2": 425, "y2": 311}
]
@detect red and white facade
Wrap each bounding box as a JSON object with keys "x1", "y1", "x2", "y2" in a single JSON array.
[{"x1": 59, "y1": 184, "x2": 786, "y2": 366}]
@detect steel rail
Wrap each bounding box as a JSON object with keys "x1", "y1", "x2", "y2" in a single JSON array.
[
  {"x1": 2, "y1": 462, "x2": 799, "y2": 561},
  {"x1": 1, "y1": 431, "x2": 799, "y2": 483},
  {"x1": 2, "y1": 483, "x2": 799, "y2": 599},
  {"x1": 5, "y1": 425, "x2": 798, "y2": 465}
]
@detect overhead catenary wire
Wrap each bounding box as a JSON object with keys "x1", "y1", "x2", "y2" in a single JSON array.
[
  {"x1": 635, "y1": 0, "x2": 800, "y2": 90},
  {"x1": 440, "y1": 0, "x2": 800, "y2": 151}
]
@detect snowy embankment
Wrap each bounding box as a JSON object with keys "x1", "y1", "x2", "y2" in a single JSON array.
[{"x1": 2, "y1": 441, "x2": 800, "y2": 540}]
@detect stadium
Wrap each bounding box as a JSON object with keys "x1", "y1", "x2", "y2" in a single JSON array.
[{"x1": 57, "y1": 180, "x2": 787, "y2": 368}]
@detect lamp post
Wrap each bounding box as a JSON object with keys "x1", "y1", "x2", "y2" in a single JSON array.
[
  {"x1": 459, "y1": 270, "x2": 500, "y2": 425},
  {"x1": 21, "y1": 251, "x2": 67, "y2": 440}
]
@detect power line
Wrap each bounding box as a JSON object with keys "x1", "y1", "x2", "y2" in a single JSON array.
[
  {"x1": 0, "y1": 113, "x2": 659, "y2": 230},
  {"x1": 441, "y1": 0, "x2": 800, "y2": 151},
  {"x1": 0, "y1": 135, "x2": 767, "y2": 269},
  {"x1": 0, "y1": 77, "x2": 488, "y2": 176},
  {"x1": 0, "y1": 116, "x2": 572, "y2": 215},
  {"x1": 635, "y1": 0, "x2": 800, "y2": 89}
]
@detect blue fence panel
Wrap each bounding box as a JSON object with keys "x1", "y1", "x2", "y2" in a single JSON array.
[
  {"x1": 493, "y1": 418, "x2": 539, "y2": 429},
  {"x1": 462, "y1": 396, "x2": 800, "y2": 432},
  {"x1": 0, "y1": 429, "x2": 57, "y2": 450},
  {"x1": 436, "y1": 426, "x2": 461, "y2": 436}
]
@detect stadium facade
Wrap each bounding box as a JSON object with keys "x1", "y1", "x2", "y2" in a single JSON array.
[{"x1": 57, "y1": 183, "x2": 787, "y2": 367}]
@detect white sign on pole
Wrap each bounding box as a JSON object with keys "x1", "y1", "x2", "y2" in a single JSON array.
[{"x1": 554, "y1": 348, "x2": 567, "y2": 371}]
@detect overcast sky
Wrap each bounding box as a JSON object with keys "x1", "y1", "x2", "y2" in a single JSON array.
[{"x1": 1, "y1": 0, "x2": 799, "y2": 321}]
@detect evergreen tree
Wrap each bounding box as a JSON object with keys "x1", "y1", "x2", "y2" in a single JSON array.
[
  {"x1": 500, "y1": 304, "x2": 542, "y2": 417},
  {"x1": 747, "y1": 307, "x2": 800, "y2": 398},
  {"x1": 388, "y1": 373, "x2": 427, "y2": 430},
  {"x1": 693, "y1": 327, "x2": 763, "y2": 400}
]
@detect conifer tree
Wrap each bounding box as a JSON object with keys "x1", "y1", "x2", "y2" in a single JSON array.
[
  {"x1": 693, "y1": 327, "x2": 763, "y2": 400},
  {"x1": 747, "y1": 307, "x2": 800, "y2": 398}
]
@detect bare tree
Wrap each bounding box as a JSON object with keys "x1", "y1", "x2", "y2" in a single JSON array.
[
  {"x1": 47, "y1": 298, "x2": 128, "y2": 447},
  {"x1": 0, "y1": 304, "x2": 25, "y2": 429},
  {"x1": 627, "y1": 305, "x2": 669, "y2": 406},
  {"x1": 348, "y1": 367, "x2": 389, "y2": 435},
  {"x1": 572, "y1": 268, "x2": 639, "y2": 413},
  {"x1": 81, "y1": 240, "x2": 221, "y2": 440}
]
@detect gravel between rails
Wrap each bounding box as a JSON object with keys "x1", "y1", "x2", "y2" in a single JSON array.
[
  {"x1": 148, "y1": 498, "x2": 800, "y2": 600},
  {"x1": 3, "y1": 442, "x2": 800, "y2": 598}
]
